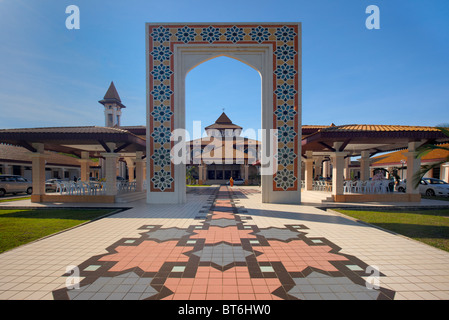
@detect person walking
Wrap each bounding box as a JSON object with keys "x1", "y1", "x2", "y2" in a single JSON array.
[{"x1": 229, "y1": 177, "x2": 234, "y2": 187}]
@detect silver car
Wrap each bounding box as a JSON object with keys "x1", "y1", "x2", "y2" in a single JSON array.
[
  {"x1": 395, "y1": 178, "x2": 449, "y2": 196},
  {"x1": 0, "y1": 175, "x2": 33, "y2": 197}
]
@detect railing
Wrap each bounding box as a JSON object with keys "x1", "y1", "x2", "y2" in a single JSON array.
[
  {"x1": 343, "y1": 180, "x2": 394, "y2": 194},
  {"x1": 55, "y1": 181, "x2": 104, "y2": 195},
  {"x1": 313, "y1": 180, "x2": 332, "y2": 192},
  {"x1": 301, "y1": 180, "x2": 332, "y2": 192},
  {"x1": 117, "y1": 181, "x2": 137, "y2": 193},
  {"x1": 53, "y1": 180, "x2": 142, "y2": 196},
  {"x1": 302, "y1": 179, "x2": 395, "y2": 194}
]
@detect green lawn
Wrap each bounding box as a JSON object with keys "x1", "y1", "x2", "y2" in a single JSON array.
[
  {"x1": 0, "y1": 196, "x2": 31, "y2": 203},
  {"x1": 335, "y1": 208, "x2": 449, "y2": 252},
  {"x1": 0, "y1": 208, "x2": 115, "y2": 254}
]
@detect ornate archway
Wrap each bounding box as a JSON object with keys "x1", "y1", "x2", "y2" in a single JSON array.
[{"x1": 146, "y1": 23, "x2": 302, "y2": 204}]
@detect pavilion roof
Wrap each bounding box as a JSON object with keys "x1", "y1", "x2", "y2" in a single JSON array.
[
  {"x1": 0, "y1": 126, "x2": 146, "y2": 158},
  {"x1": 301, "y1": 124, "x2": 449, "y2": 157},
  {"x1": 370, "y1": 143, "x2": 449, "y2": 166},
  {"x1": 205, "y1": 112, "x2": 242, "y2": 130}
]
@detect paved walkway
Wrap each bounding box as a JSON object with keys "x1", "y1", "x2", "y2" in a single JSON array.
[{"x1": 0, "y1": 186, "x2": 448, "y2": 300}]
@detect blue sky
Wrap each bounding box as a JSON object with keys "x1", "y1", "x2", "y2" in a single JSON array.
[{"x1": 0, "y1": 0, "x2": 448, "y2": 137}]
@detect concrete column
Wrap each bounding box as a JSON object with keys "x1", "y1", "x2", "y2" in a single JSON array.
[
  {"x1": 314, "y1": 156, "x2": 323, "y2": 179},
  {"x1": 125, "y1": 157, "x2": 135, "y2": 181},
  {"x1": 135, "y1": 152, "x2": 144, "y2": 192},
  {"x1": 3, "y1": 164, "x2": 12, "y2": 175},
  {"x1": 118, "y1": 161, "x2": 126, "y2": 179},
  {"x1": 29, "y1": 143, "x2": 46, "y2": 198},
  {"x1": 331, "y1": 151, "x2": 347, "y2": 196},
  {"x1": 443, "y1": 163, "x2": 449, "y2": 183},
  {"x1": 99, "y1": 158, "x2": 105, "y2": 179},
  {"x1": 129, "y1": 165, "x2": 135, "y2": 181},
  {"x1": 305, "y1": 151, "x2": 314, "y2": 191},
  {"x1": 101, "y1": 146, "x2": 119, "y2": 196},
  {"x1": 322, "y1": 160, "x2": 330, "y2": 179},
  {"x1": 203, "y1": 164, "x2": 207, "y2": 184},
  {"x1": 244, "y1": 164, "x2": 249, "y2": 184},
  {"x1": 404, "y1": 142, "x2": 421, "y2": 195},
  {"x1": 79, "y1": 151, "x2": 90, "y2": 182},
  {"x1": 199, "y1": 164, "x2": 204, "y2": 184},
  {"x1": 344, "y1": 157, "x2": 350, "y2": 180},
  {"x1": 360, "y1": 151, "x2": 371, "y2": 181}
]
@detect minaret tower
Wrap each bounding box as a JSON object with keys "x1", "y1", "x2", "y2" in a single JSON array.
[{"x1": 98, "y1": 81, "x2": 126, "y2": 127}]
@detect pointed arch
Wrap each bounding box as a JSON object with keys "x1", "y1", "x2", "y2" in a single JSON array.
[{"x1": 146, "y1": 23, "x2": 302, "y2": 204}]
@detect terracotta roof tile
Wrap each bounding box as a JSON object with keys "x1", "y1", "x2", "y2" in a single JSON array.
[
  {"x1": 371, "y1": 143, "x2": 449, "y2": 165},
  {"x1": 0, "y1": 126, "x2": 132, "y2": 135},
  {"x1": 322, "y1": 124, "x2": 442, "y2": 133}
]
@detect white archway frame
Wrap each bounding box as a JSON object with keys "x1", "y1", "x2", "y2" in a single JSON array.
[{"x1": 146, "y1": 23, "x2": 302, "y2": 204}]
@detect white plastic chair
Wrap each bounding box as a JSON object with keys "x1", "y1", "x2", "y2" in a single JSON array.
[
  {"x1": 353, "y1": 180, "x2": 362, "y2": 193},
  {"x1": 360, "y1": 180, "x2": 368, "y2": 193},
  {"x1": 56, "y1": 181, "x2": 64, "y2": 194},
  {"x1": 343, "y1": 181, "x2": 352, "y2": 193}
]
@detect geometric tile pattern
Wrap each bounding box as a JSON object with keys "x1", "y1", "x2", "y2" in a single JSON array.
[
  {"x1": 52, "y1": 186, "x2": 396, "y2": 300},
  {"x1": 255, "y1": 227, "x2": 304, "y2": 241},
  {"x1": 147, "y1": 23, "x2": 300, "y2": 193},
  {"x1": 97, "y1": 240, "x2": 190, "y2": 273},
  {"x1": 191, "y1": 243, "x2": 253, "y2": 267},
  {"x1": 145, "y1": 228, "x2": 193, "y2": 241},
  {"x1": 67, "y1": 272, "x2": 157, "y2": 300},
  {"x1": 205, "y1": 219, "x2": 238, "y2": 227},
  {"x1": 288, "y1": 272, "x2": 380, "y2": 300}
]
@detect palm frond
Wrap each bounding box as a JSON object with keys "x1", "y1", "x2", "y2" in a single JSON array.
[
  {"x1": 415, "y1": 144, "x2": 449, "y2": 158},
  {"x1": 412, "y1": 160, "x2": 447, "y2": 188},
  {"x1": 411, "y1": 126, "x2": 449, "y2": 188},
  {"x1": 436, "y1": 126, "x2": 449, "y2": 137}
]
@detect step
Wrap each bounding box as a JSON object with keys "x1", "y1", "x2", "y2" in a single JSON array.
[
  {"x1": 321, "y1": 196, "x2": 334, "y2": 203},
  {"x1": 115, "y1": 192, "x2": 146, "y2": 203}
]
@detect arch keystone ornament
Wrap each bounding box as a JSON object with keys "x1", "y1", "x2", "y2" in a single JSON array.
[{"x1": 146, "y1": 23, "x2": 302, "y2": 204}]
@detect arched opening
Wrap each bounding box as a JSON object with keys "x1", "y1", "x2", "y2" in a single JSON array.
[
  {"x1": 185, "y1": 56, "x2": 262, "y2": 186},
  {"x1": 146, "y1": 23, "x2": 301, "y2": 205}
]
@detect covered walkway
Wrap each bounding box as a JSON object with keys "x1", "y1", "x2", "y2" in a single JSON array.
[
  {"x1": 301, "y1": 124, "x2": 449, "y2": 203},
  {"x1": 0, "y1": 126, "x2": 147, "y2": 203}
]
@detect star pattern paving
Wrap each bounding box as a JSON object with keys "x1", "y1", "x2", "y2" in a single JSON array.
[{"x1": 53, "y1": 186, "x2": 396, "y2": 300}]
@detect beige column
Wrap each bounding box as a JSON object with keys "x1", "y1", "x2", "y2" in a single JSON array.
[
  {"x1": 29, "y1": 143, "x2": 46, "y2": 200},
  {"x1": 135, "y1": 151, "x2": 144, "y2": 192},
  {"x1": 322, "y1": 159, "x2": 330, "y2": 179},
  {"x1": 244, "y1": 164, "x2": 249, "y2": 184},
  {"x1": 404, "y1": 141, "x2": 421, "y2": 195},
  {"x1": 125, "y1": 157, "x2": 135, "y2": 181},
  {"x1": 99, "y1": 158, "x2": 106, "y2": 179},
  {"x1": 3, "y1": 164, "x2": 12, "y2": 175},
  {"x1": 360, "y1": 151, "x2": 371, "y2": 181},
  {"x1": 101, "y1": 144, "x2": 119, "y2": 196},
  {"x1": 314, "y1": 156, "x2": 323, "y2": 178},
  {"x1": 203, "y1": 164, "x2": 207, "y2": 184},
  {"x1": 444, "y1": 163, "x2": 449, "y2": 183},
  {"x1": 79, "y1": 151, "x2": 90, "y2": 182},
  {"x1": 331, "y1": 151, "x2": 347, "y2": 196},
  {"x1": 305, "y1": 151, "x2": 314, "y2": 191},
  {"x1": 199, "y1": 164, "x2": 204, "y2": 185},
  {"x1": 344, "y1": 157, "x2": 350, "y2": 180}
]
